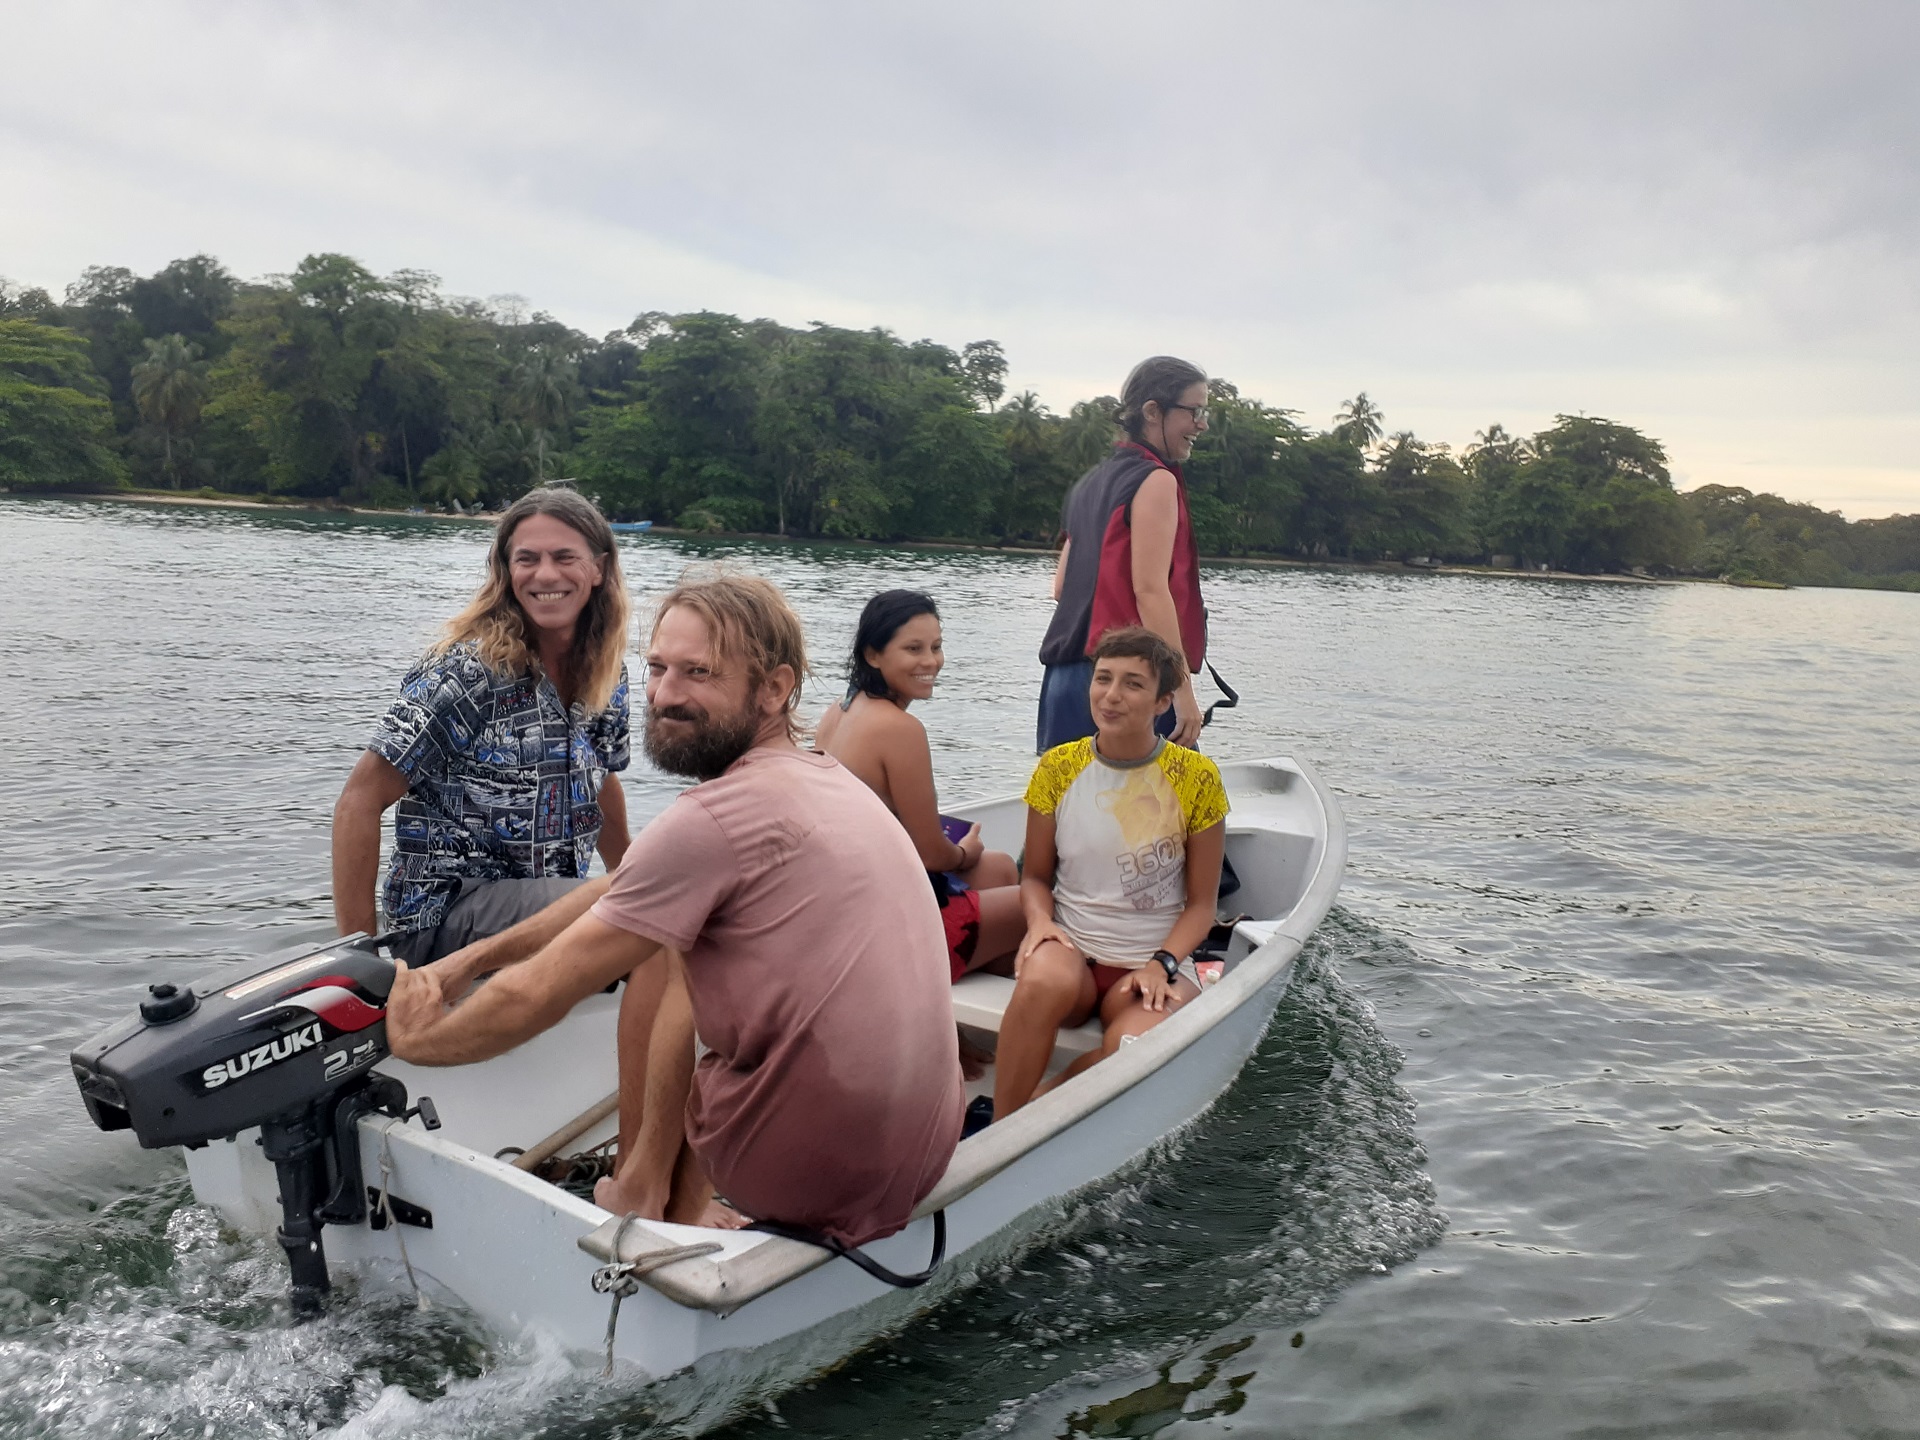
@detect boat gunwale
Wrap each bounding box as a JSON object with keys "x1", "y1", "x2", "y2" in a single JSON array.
[{"x1": 580, "y1": 752, "x2": 1348, "y2": 1314}]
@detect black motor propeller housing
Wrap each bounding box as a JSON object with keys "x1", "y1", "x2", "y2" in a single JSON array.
[{"x1": 72, "y1": 935, "x2": 423, "y2": 1314}]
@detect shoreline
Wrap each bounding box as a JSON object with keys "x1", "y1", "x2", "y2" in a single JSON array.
[
  {"x1": 100, "y1": 490, "x2": 496, "y2": 522},
  {"x1": 47, "y1": 489, "x2": 1697, "y2": 588}
]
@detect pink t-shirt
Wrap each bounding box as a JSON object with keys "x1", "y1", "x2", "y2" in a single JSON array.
[{"x1": 591, "y1": 746, "x2": 963, "y2": 1246}]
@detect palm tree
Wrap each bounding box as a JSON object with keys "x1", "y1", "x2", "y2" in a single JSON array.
[
  {"x1": 1465, "y1": 422, "x2": 1531, "y2": 481},
  {"x1": 1333, "y1": 392, "x2": 1383, "y2": 451},
  {"x1": 1060, "y1": 396, "x2": 1120, "y2": 472},
  {"x1": 1001, "y1": 389, "x2": 1047, "y2": 445},
  {"x1": 1381, "y1": 429, "x2": 1423, "y2": 463},
  {"x1": 511, "y1": 348, "x2": 578, "y2": 481},
  {"x1": 131, "y1": 334, "x2": 207, "y2": 487}
]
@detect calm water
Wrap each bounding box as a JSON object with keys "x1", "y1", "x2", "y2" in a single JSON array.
[{"x1": 1, "y1": 495, "x2": 1916, "y2": 1439}]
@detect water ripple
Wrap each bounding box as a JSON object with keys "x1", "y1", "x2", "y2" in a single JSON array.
[{"x1": 3, "y1": 495, "x2": 1918, "y2": 1438}]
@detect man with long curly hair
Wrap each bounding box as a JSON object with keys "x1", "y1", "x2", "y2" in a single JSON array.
[{"x1": 331, "y1": 486, "x2": 633, "y2": 967}]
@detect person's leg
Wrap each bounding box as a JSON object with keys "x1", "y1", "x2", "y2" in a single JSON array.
[
  {"x1": 936, "y1": 888, "x2": 997, "y2": 1078},
  {"x1": 957, "y1": 849, "x2": 1020, "y2": 890},
  {"x1": 667, "y1": 1138, "x2": 748, "y2": 1229},
  {"x1": 388, "y1": 925, "x2": 440, "y2": 970},
  {"x1": 992, "y1": 939, "x2": 1097, "y2": 1120},
  {"x1": 961, "y1": 885, "x2": 1027, "y2": 972},
  {"x1": 1096, "y1": 972, "x2": 1201, "y2": 1052},
  {"x1": 595, "y1": 949, "x2": 697, "y2": 1219},
  {"x1": 1036, "y1": 660, "x2": 1096, "y2": 753},
  {"x1": 1043, "y1": 971, "x2": 1201, "y2": 1090},
  {"x1": 421, "y1": 877, "x2": 586, "y2": 964},
  {"x1": 611, "y1": 948, "x2": 672, "y2": 1160}
]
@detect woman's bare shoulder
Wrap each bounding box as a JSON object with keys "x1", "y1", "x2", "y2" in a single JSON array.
[
  {"x1": 820, "y1": 694, "x2": 925, "y2": 754},
  {"x1": 853, "y1": 700, "x2": 924, "y2": 752},
  {"x1": 881, "y1": 703, "x2": 930, "y2": 746}
]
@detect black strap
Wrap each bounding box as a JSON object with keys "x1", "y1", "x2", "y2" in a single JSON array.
[
  {"x1": 746, "y1": 1209, "x2": 947, "y2": 1289},
  {"x1": 1201, "y1": 662, "x2": 1239, "y2": 727}
]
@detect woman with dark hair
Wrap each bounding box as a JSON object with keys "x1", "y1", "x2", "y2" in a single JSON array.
[
  {"x1": 331, "y1": 486, "x2": 633, "y2": 966},
  {"x1": 815, "y1": 590, "x2": 1024, "y2": 983},
  {"x1": 1036, "y1": 355, "x2": 1211, "y2": 753}
]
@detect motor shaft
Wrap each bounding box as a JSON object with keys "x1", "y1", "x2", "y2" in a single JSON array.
[{"x1": 260, "y1": 1107, "x2": 332, "y2": 1316}]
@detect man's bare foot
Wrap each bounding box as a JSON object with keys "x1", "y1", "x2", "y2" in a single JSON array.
[
  {"x1": 958, "y1": 1027, "x2": 994, "y2": 1082},
  {"x1": 595, "y1": 1174, "x2": 744, "y2": 1230},
  {"x1": 593, "y1": 1173, "x2": 668, "y2": 1219},
  {"x1": 687, "y1": 1196, "x2": 749, "y2": 1229}
]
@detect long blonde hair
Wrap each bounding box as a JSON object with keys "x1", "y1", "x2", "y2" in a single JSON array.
[{"x1": 434, "y1": 488, "x2": 631, "y2": 712}]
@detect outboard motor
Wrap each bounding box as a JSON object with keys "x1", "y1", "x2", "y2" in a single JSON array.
[{"x1": 70, "y1": 935, "x2": 435, "y2": 1315}]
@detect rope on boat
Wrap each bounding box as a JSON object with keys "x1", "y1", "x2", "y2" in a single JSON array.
[
  {"x1": 1201, "y1": 662, "x2": 1239, "y2": 727},
  {"x1": 590, "y1": 1215, "x2": 723, "y2": 1376},
  {"x1": 745, "y1": 1209, "x2": 947, "y2": 1289},
  {"x1": 375, "y1": 1118, "x2": 428, "y2": 1311}
]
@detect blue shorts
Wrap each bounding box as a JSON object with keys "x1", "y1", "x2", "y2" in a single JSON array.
[{"x1": 1036, "y1": 660, "x2": 1177, "y2": 754}]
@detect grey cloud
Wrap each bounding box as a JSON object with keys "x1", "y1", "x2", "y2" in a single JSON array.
[{"x1": 2, "y1": 0, "x2": 1915, "y2": 513}]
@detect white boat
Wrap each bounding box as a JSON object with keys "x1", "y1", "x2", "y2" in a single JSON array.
[{"x1": 176, "y1": 754, "x2": 1345, "y2": 1381}]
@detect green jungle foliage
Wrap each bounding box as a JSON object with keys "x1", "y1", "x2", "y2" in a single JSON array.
[
  {"x1": 2, "y1": 257, "x2": 1914, "y2": 589},
  {"x1": 0, "y1": 318, "x2": 127, "y2": 493}
]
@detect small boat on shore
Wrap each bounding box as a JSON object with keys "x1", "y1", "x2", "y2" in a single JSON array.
[
  {"x1": 72, "y1": 754, "x2": 1344, "y2": 1383},
  {"x1": 608, "y1": 520, "x2": 653, "y2": 534}
]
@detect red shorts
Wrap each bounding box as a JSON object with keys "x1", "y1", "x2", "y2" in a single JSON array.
[
  {"x1": 942, "y1": 885, "x2": 982, "y2": 982},
  {"x1": 1089, "y1": 962, "x2": 1132, "y2": 998}
]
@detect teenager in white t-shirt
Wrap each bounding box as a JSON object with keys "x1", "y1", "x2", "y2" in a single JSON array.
[{"x1": 992, "y1": 626, "x2": 1229, "y2": 1120}]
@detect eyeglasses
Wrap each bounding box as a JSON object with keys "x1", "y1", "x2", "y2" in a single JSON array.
[{"x1": 1163, "y1": 403, "x2": 1210, "y2": 426}]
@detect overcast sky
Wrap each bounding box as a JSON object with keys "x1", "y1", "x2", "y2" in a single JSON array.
[{"x1": 5, "y1": 1, "x2": 1915, "y2": 517}]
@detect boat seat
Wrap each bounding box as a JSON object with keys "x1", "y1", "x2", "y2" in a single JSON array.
[
  {"x1": 949, "y1": 909, "x2": 1276, "y2": 1061},
  {"x1": 950, "y1": 973, "x2": 1105, "y2": 1056}
]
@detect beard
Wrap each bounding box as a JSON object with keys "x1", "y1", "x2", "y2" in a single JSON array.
[{"x1": 643, "y1": 699, "x2": 762, "y2": 781}]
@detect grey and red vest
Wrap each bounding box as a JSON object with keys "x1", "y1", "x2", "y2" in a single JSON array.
[{"x1": 1038, "y1": 441, "x2": 1206, "y2": 669}]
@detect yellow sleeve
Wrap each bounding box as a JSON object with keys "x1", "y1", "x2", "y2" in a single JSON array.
[
  {"x1": 1161, "y1": 748, "x2": 1230, "y2": 834},
  {"x1": 1024, "y1": 739, "x2": 1093, "y2": 815}
]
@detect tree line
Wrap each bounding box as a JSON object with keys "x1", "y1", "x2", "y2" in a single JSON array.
[{"x1": 3, "y1": 253, "x2": 1915, "y2": 590}]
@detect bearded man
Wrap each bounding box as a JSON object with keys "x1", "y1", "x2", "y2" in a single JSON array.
[{"x1": 385, "y1": 573, "x2": 963, "y2": 1247}]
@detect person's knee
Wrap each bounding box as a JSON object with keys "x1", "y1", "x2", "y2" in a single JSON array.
[
  {"x1": 1102, "y1": 1004, "x2": 1167, "y2": 1052},
  {"x1": 976, "y1": 852, "x2": 1019, "y2": 889},
  {"x1": 1013, "y1": 946, "x2": 1084, "y2": 1012}
]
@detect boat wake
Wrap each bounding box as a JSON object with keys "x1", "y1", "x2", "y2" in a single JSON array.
[{"x1": 0, "y1": 1179, "x2": 507, "y2": 1440}]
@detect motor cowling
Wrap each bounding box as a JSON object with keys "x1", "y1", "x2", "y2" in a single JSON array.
[
  {"x1": 72, "y1": 935, "x2": 419, "y2": 1315},
  {"x1": 71, "y1": 935, "x2": 396, "y2": 1149}
]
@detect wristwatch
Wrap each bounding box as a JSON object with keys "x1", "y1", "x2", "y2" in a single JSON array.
[{"x1": 1151, "y1": 949, "x2": 1182, "y2": 984}]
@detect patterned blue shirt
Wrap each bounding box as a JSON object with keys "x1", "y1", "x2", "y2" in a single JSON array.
[{"x1": 368, "y1": 644, "x2": 630, "y2": 935}]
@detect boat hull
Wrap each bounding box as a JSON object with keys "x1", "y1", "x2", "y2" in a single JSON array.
[
  {"x1": 182, "y1": 951, "x2": 1292, "y2": 1373},
  {"x1": 182, "y1": 754, "x2": 1343, "y2": 1379}
]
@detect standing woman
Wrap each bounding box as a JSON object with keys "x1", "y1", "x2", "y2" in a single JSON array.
[
  {"x1": 1036, "y1": 356, "x2": 1210, "y2": 753},
  {"x1": 332, "y1": 487, "x2": 633, "y2": 966}
]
